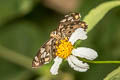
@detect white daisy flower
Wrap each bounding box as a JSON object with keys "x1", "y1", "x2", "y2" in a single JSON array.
[{"x1": 50, "y1": 28, "x2": 98, "y2": 75}]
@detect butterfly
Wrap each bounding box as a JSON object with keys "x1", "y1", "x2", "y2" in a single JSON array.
[{"x1": 32, "y1": 12, "x2": 88, "y2": 68}]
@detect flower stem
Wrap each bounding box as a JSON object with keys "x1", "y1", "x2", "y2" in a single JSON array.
[
  {"x1": 88, "y1": 60, "x2": 120, "y2": 64},
  {"x1": 80, "y1": 58, "x2": 120, "y2": 64}
]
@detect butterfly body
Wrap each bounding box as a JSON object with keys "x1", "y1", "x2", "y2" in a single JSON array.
[{"x1": 32, "y1": 12, "x2": 88, "y2": 68}]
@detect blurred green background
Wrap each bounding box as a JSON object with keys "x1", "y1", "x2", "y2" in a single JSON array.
[{"x1": 0, "y1": 0, "x2": 120, "y2": 80}]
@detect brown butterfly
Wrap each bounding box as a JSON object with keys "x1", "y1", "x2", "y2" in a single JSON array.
[{"x1": 32, "y1": 12, "x2": 88, "y2": 68}]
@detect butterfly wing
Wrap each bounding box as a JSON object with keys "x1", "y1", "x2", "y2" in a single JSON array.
[
  {"x1": 60, "y1": 21, "x2": 88, "y2": 38},
  {"x1": 50, "y1": 13, "x2": 88, "y2": 41},
  {"x1": 57, "y1": 13, "x2": 88, "y2": 39},
  {"x1": 32, "y1": 38, "x2": 56, "y2": 68},
  {"x1": 32, "y1": 12, "x2": 88, "y2": 68}
]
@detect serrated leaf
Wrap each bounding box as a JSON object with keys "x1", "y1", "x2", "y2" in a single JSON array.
[
  {"x1": 83, "y1": 1, "x2": 120, "y2": 32},
  {"x1": 104, "y1": 67, "x2": 120, "y2": 80}
]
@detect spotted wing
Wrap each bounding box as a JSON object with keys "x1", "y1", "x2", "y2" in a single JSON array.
[
  {"x1": 32, "y1": 38, "x2": 56, "y2": 68},
  {"x1": 57, "y1": 12, "x2": 88, "y2": 39},
  {"x1": 59, "y1": 21, "x2": 88, "y2": 39},
  {"x1": 50, "y1": 13, "x2": 88, "y2": 40}
]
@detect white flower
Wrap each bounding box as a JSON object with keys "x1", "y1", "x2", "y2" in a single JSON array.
[{"x1": 50, "y1": 28, "x2": 98, "y2": 75}]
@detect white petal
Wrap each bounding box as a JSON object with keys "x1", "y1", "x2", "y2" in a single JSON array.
[
  {"x1": 72, "y1": 47, "x2": 98, "y2": 60},
  {"x1": 69, "y1": 55, "x2": 89, "y2": 69},
  {"x1": 50, "y1": 57, "x2": 62, "y2": 75},
  {"x1": 67, "y1": 56, "x2": 89, "y2": 72},
  {"x1": 69, "y1": 28, "x2": 87, "y2": 45}
]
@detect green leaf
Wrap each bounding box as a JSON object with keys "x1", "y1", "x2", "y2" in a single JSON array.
[
  {"x1": 83, "y1": 1, "x2": 120, "y2": 32},
  {"x1": 104, "y1": 67, "x2": 120, "y2": 80},
  {"x1": 75, "y1": 1, "x2": 120, "y2": 48},
  {"x1": 0, "y1": 0, "x2": 33, "y2": 25}
]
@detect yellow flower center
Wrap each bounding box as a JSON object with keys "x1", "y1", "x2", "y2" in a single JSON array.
[{"x1": 56, "y1": 38, "x2": 73, "y2": 59}]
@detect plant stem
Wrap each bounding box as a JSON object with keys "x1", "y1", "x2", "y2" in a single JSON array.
[
  {"x1": 80, "y1": 58, "x2": 120, "y2": 64},
  {"x1": 88, "y1": 60, "x2": 120, "y2": 64}
]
